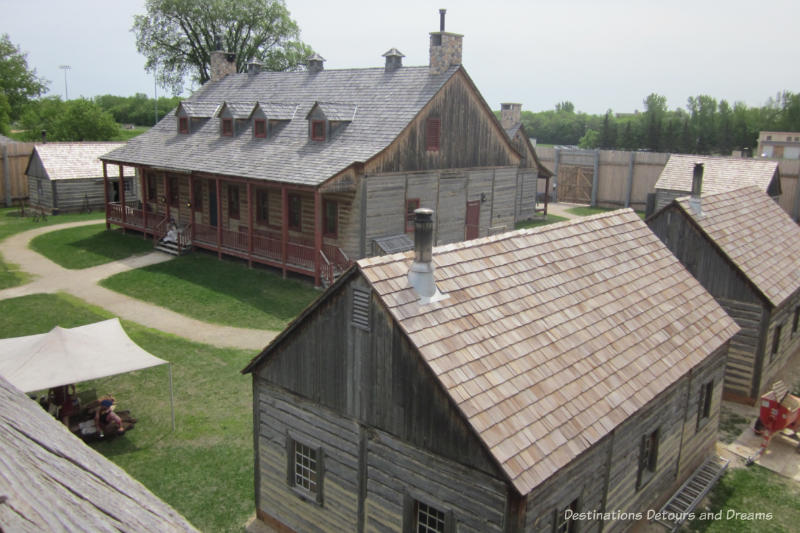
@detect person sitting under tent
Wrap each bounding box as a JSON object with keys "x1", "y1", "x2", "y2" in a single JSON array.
[
  {"x1": 48, "y1": 384, "x2": 78, "y2": 427},
  {"x1": 94, "y1": 396, "x2": 124, "y2": 437}
]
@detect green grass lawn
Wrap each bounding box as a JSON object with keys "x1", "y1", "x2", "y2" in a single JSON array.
[
  {"x1": 0, "y1": 259, "x2": 30, "y2": 289},
  {"x1": 515, "y1": 214, "x2": 569, "y2": 229},
  {"x1": 29, "y1": 224, "x2": 155, "y2": 269},
  {"x1": 686, "y1": 464, "x2": 800, "y2": 532},
  {"x1": 101, "y1": 252, "x2": 319, "y2": 330},
  {"x1": 0, "y1": 293, "x2": 255, "y2": 532}
]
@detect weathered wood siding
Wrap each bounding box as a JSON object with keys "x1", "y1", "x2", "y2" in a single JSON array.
[
  {"x1": 524, "y1": 437, "x2": 612, "y2": 533},
  {"x1": 759, "y1": 288, "x2": 800, "y2": 396},
  {"x1": 516, "y1": 169, "x2": 538, "y2": 221},
  {"x1": 364, "y1": 428, "x2": 508, "y2": 533},
  {"x1": 364, "y1": 71, "x2": 519, "y2": 174},
  {"x1": 27, "y1": 176, "x2": 52, "y2": 209},
  {"x1": 2, "y1": 141, "x2": 35, "y2": 206},
  {"x1": 654, "y1": 189, "x2": 688, "y2": 212},
  {"x1": 255, "y1": 380, "x2": 360, "y2": 532},
  {"x1": 648, "y1": 206, "x2": 767, "y2": 400}
]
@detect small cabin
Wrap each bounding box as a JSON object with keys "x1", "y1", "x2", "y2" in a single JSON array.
[
  {"x1": 648, "y1": 185, "x2": 800, "y2": 403},
  {"x1": 243, "y1": 209, "x2": 738, "y2": 532},
  {"x1": 26, "y1": 142, "x2": 136, "y2": 213}
]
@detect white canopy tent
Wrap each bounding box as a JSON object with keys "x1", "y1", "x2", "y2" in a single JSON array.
[{"x1": 0, "y1": 318, "x2": 174, "y2": 429}]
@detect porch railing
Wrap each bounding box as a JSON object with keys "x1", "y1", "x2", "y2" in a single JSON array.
[{"x1": 107, "y1": 202, "x2": 162, "y2": 232}]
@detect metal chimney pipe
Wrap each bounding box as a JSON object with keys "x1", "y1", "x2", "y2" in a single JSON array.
[
  {"x1": 692, "y1": 163, "x2": 704, "y2": 198},
  {"x1": 407, "y1": 208, "x2": 447, "y2": 304},
  {"x1": 439, "y1": 9, "x2": 446, "y2": 32},
  {"x1": 413, "y1": 208, "x2": 434, "y2": 264}
]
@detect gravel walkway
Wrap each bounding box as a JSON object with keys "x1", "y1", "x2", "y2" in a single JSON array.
[{"x1": 0, "y1": 221, "x2": 276, "y2": 351}]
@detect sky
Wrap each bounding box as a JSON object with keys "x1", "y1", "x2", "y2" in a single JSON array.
[{"x1": 2, "y1": 0, "x2": 799, "y2": 115}]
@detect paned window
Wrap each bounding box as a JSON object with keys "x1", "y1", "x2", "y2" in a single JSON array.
[
  {"x1": 554, "y1": 499, "x2": 578, "y2": 533},
  {"x1": 221, "y1": 118, "x2": 233, "y2": 136},
  {"x1": 311, "y1": 120, "x2": 326, "y2": 141},
  {"x1": 286, "y1": 437, "x2": 324, "y2": 504},
  {"x1": 168, "y1": 175, "x2": 179, "y2": 207},
  {"x1": 178, "y1": 116, "x2": 189, "y2": 134},
  {"x1": 228, "y1": 185, "x2": 240, "y2": 219},
  {"x1": 771, "y1": 324, "x2": 782, "y2": 362},
  {"x1": 416, "y1": 501, "x2": 446, "y2": 533},
  {"x1": 289, "y1": 194, "x2": 302, "y2": 230},
  {"x1": 406, "y1": 198, "x2": 420, "y2": 232},
  {"x1": 697, "y1": 380, "x2": 713, "y2": 429},
  {"x1": 256, "y1": 189, "x2": 269, "y2": 224},
  {"x1": 254, "y1": 119, "x2": 267, "y2": 138},
  {"x1": 426, "y1": 117, "x2": 441, "y2": 151},
  {"x1": 637, "y1": 428, "x2": 659, "y2": 489},
  {"x1": 323, "y1": 200, "x2": 338, "y2": 237},
  {"x1": 192, "y1": 180, "x2": 202, "y2": 211}
]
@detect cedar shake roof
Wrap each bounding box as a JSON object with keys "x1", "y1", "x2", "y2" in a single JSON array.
[
  {"x1": 0, "y1": 375, "x2": 198, "y2": 532},
  {"x1": 656, "y1": 154, "x2": 779, "y2": 194},
  {"x1": 102, "y1": 65, "x2": 459, "y2": 187},
  {"x1": 674, "y1": 186, "x2": 800, "y2": 307},
  {"x1": 358, "y1": 209, "x2": 738, "y2": 495},
  {"x1": 31, "y1": 142, "x2": 134, "y2": 180}
]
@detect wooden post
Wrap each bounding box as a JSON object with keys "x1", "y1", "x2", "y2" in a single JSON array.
[
  {"x1": 543, "y1": 175, "x2": 550, "y2": 216},
  {"x1": 141, "y1": 168, "x2": 148, "y2": 236},
  {"x1": 247, "y1": 182, "x2": 253, "y2": 268},
  {"x1": 591, "y1": 150, "x2": 599, "y2": 207},
  {"x1": 119, "y1": 165, "x2": 126, "y2": 229},
  {"x1": 314, "y1": 189, "x2": 322, "y2": 287},
  {"x1": 625, "y1": 151, "x2": 635, "y2": 208},
  {"x1": 281, "y1": 186, "x2": 288, "y2": 278},
  {"x1": 102, "y1": 161, "x2": 110, "y2": 229},
  {"x1": 2, "y1": 144, "x2": 10, "y2": 207},
  {"x1": 165, "y1": 173, "x2": 171, "y2": 222},
  {"x1": 552, "y1": 149, "x2": 560, "y2": 203},
  {"x1": 216, "y1": 178, "x2": 222, "y2": 259}
]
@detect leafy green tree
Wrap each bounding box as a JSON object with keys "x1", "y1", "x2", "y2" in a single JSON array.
[
  {"x1": 555, "y1": 101, "x2": 575, "y2": 113},
  {"x1": 598, "y1": 110, "x2": 617, "y2": 149},
  {"x1": 0, "y1": 34, "x2": 48, "y2": 121},
  {"x1": 19, "y1": 97, "x2": 118, "y2": 141},
  {"x1": 643, "y1": 93, "x2": 667, "y2": 151},
  {"x1": 687, "y1": 95, "x2": 717, "y2": 154},
  {"x1": 0, "y1": 93, "x2": 10, "y2": 135},
  {"x1": 578, "y1": 129, "x2": 599, "y2": 149},
  {"x1": 133, "y1": 0, "x2": 313, "y2": 94}
]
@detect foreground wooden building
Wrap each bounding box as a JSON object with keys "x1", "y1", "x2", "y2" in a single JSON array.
[
  {"x1": 648, "y1": 186, "x2": 800, "y2": 403},
  {"x1": 0, "y1": 375, "x2": 197, "y2": 532},
  {"x1": 26, "y1": 142, "x2": 135, "y2": 213},
  {"x1": 243, "y1": 209, "x2": 738, "y2": 532},
  {"x1": 650, "y1": 154, "x2": 780, "y2": 215},
  {"x1": 100, "y1": 15, "x2": 550, "y2": 286}
]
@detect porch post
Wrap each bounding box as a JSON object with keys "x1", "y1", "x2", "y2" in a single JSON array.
[
  {"x1": 281, "y1": 186, "x2": 288, "y2": 278},
  {"x1": 141, "y1": 168, "x2": 148, "y2": 236},
  {"x1": 188, "y1": 174, "x2": 195, "y2": 243},
  {"x1": 314, "y1": 189, "x2": 322, "y2": 287},
  {"x1": 164, "y1": 173, "x2": 171, "y2": 221},
  {"x1": 247, "y1": 182, "x2": 253, "y2": 268},
  {"x1": 102, "y1": 161, "x2": 109, "y2": 229},
  {"x1": 216, "y1": 178, "x2": 222, "y2": 259},
  {"x1": 119, "y1": 165, "x2": 126, "y2": 228}
]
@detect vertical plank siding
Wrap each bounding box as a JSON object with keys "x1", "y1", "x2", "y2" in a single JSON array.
[
  {"x1": 1, "y1": 142, "x2": 35, "y2": 205},
  {"x1": 716, "y1": 298, "x2": 763, "y2": 398},
  {"x1": 760, "y1": 289, "x2": 800, "y2": 395}
]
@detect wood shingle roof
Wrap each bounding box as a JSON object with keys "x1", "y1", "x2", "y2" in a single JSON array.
[
  {"x1": 31, "y1": 142, "x2": 134, "y2": 180},
  {"x1": 656, "y1": 154, "x2": 779, "y2": 194},
  {"x1": 674, "y1": 186, "x2": 800, "y2": 307},
  {"x1": 358, "y1": 210, "x2": 739, "y2": 495},
  {"x1": 102, "y1": 65, "x2": 459, "y2": 187}
]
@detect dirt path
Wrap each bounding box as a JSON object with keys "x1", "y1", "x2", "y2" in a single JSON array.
[{"x1": 0, "y1": 221, "x2": 276, "y2": 351}]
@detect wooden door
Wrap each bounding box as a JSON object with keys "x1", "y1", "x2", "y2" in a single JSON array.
[
  {"x1": 465, "y1": 200, "x2": 480, "y2": 240},
  {"x1": 558, "y1": 165, "x2": 593, "y2": 204}
]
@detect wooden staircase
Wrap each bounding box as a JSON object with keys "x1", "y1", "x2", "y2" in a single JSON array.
[{"x1": 653, "y1": 455, "x2": 729, "y2": 531}]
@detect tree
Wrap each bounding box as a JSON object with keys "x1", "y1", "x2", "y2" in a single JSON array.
[
  {"x1": 578, "y1": 129, "x2": 599, "y2": 149},
  {"x1": 19, "y1": 98, "x2": 118, "y2": 141},
  {"x1": 555, "y1": 101, "x2": 575, "y2": 113},
  {"x1": 643, "y1": 93, "x2": 667, "y2": 151},
  {"x1": 133, "y1": 0, "x2": 313, "y2": 94},
  {"x1": 0, "y1": 34, "x2": 48, "y2": 121},
  {"x1": 0, "y1": 93, "x2": 10, "y2": 135}
]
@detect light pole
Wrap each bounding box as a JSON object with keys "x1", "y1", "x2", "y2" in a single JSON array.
[{"x1": 59, "y1": 65, "x2": 71, "y2": 100}]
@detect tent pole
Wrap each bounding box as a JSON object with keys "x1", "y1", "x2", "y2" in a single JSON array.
[{"x1": 169, "y1": 363, "x2": 175, "y2": 431}]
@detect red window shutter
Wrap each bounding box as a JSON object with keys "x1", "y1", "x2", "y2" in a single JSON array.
[
  {"x1": 426, "y1": 118, "x2": 441, "y2": 151},
  {"x1": 254, "y1": 119, "x2": 267, "y2": 138},
  {"x1": 222, "y1": 118, "x2": 233, "y2": 136}
]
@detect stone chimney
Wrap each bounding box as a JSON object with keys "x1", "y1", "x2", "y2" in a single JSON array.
[
  {"x1": 210, "y1": 50, "x2": 237, "y2": 82},
  {"x1": 500, "y1": 103, "x2": 522, "y2": 130},
  {"x1": 407, "y1": 208, "x2": 448, "y2": 304},
  {"x1": 689, "y1": 163, "x2": 703, "y2": 215},
  {"x1": 429, "y1": 9, "x2": 463, "y2": 75},
  {"x1": 382, "y1": 48, "x2": 404, "y2": 71},
  {"x1": 247, "y1": 60, "x2": 262, "y2": 76},
  {"x1": 307, "y1": 53, "x2": 326, "y2": 73}
]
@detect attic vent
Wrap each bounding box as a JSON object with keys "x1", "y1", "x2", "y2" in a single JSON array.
[{"x1": 352, "y1": 288, "x2": 370, "y2": 330}]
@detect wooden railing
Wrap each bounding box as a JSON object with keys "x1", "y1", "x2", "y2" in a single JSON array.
[
  {"x1": 320, "y1": 250, "x2": 334, "y2": 286},
  {"x1": 107, "y1": 202, "x2": 162, "y2": 232}
]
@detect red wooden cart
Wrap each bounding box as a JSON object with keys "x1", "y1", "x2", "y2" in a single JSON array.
[{"x1": 746, "y1": 381, "x2": 800, "y2": 465}]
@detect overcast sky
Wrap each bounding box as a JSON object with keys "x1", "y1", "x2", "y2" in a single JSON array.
[{"x1": 3, "y1": 0, "x2": 799, "y2": 115}]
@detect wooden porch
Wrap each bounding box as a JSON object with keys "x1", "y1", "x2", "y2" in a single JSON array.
[{"x1": 103, "y1": 163, "x2": 352, "y2": 286}]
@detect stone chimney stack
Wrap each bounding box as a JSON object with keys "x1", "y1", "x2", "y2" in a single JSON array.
[
  {"x1": 429, "y1": 9, "x2": 463, "y2": 75},
  {"x1": 307, "y1": 53, "x2": 326, "y2": 73},
  {"x1": 247, "y1": 60, "x2": 262, "y2": 76},
  {"x1": 210, "y1": 50, "x2": 237, "y2": 82},
  {"x1": 500, "y1": 103, "x2": 522, "y2": 129},
  {"x1": 382, "y1": 48, "x2": 405, "y2": 71},
  {"x1": 407, "y1": 208, "x2": 447, "y2": 304},
  {"x1": 689, "y1": 163, "x2": 704, "y2": 215}
]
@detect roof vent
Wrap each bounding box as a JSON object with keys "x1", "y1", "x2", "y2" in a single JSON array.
[
  {"x1": 383, "y1": 48, "x2": 404, "y2": 71},
  {"x1": 307, "y1": 53, "x2": 325, "y2": 73},
  {"x1": 689, "y1": 163, "x2": 703, "y2": 215},
  {"x1": 408, "y1": 208, "x2": 448, "y2": 304}
]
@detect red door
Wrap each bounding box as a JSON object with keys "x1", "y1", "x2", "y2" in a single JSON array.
[{"x1": 465, "y1": 200, "x2": 480, "y2": 240}]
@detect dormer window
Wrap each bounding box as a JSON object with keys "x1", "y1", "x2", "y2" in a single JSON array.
[
  {"x1": 311, "y1": 120, "x2": 326, "y2": 141},
  {"x1": 179, "y1": 117, "x2": 189, "y2": 134},
  {"x1": 254, "y1": 119, "x2": 267, "y2": 138},
  {"x1": 222, "y1": 118, "x2": 233, "y2": 137}
]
